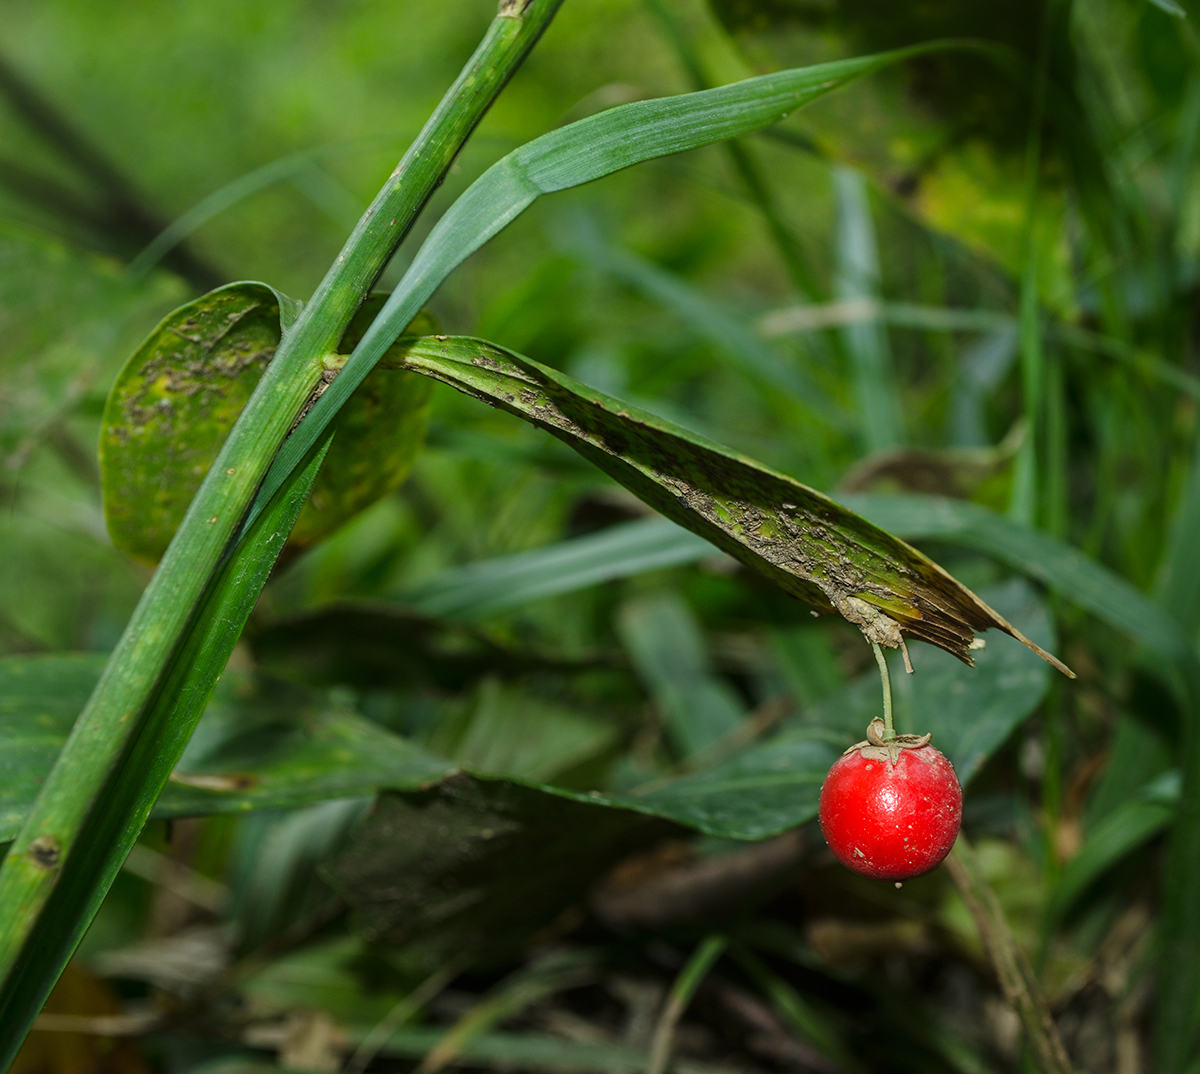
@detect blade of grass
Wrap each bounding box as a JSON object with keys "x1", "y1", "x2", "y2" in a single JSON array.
[
  {"x1": 1046, "y1": 772, "x2": 1179, "y2": 926},
  {"x1": 833, "y1": 166, "x2": 903, "y2": 453},
  {"x1": 345, "y1": 956, "x2": 469, "y2": 1074},
  {"x1": 416, "y1": 950, "x2": 597, "y2": 1074},
  {"x1": 647, "y1": 936, "x2": 727, "y2": 1074},
  {"x1": 617, "y1": 592, "x2": 747, "y2": 758},
  {"x1": 254, "y1": 43, "x2": 978, "y2": 521},
  {"x1": 575, "y1": 225, "x2": 847, "y2": 429},
  {"x1": 0, "y1": 0, "x2": 565, "y2": 1034},
  {"x1": 343, "y1": 1028, "x2": 747, "y2": 1074},
  {"x1": 728, "y1": 944, "x2": 856, "y2": 1072},
  {"x1": 1155, "y1": 424, "x2": 1200, "y2": 635},
  {"x1": 0, "y1": 431, "x2": 331, "y2": 1064},
  {"x1": 127, "y1": 146, "x2": 366, "y2": 279},
  {"x1": 642, "y1": 0, "x2": 824, "y2": 302},
  {"x1": 397, "y1": 516, "x2": 714, "y2": 618}
]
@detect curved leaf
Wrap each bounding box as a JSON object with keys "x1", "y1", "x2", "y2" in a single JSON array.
[
  {"x1": 100, "y1": 282, "x2": 433, "y2": 562},
  {"x1": 384, "y1": 334, "x2": 1069, "y2": 672},
  {"x1": 258, "y1": 44, "x2": 973, "y2": 521}
]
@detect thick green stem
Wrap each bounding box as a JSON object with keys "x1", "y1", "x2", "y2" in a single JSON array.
[
  {"x1": 871, "y1": 641, "x2": 895, "y2": 739},
  {"x1": 0, "y1": 0, "x2": 563, "y2": 1005}
]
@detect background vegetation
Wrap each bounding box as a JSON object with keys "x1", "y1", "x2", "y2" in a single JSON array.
[{"x1": 1, "y1": 0, "x2": 1198, "y2": 1071}]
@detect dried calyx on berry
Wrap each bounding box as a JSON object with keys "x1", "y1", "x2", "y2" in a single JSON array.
[{"x1": 845, "y1": 716, "x2": 932, "y2": 765}]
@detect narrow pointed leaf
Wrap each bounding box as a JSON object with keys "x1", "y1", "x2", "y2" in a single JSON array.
[
  {"x1": 384, "y1": 334, "x2": 1068, "y2": 671},
  {"x1": 259, "y1": 45, "x2": 966, "y2": 514}
]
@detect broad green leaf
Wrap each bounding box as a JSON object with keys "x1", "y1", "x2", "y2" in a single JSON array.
[
  {"x1": 617, "y1": 591, "x2": 747, "y2": 758},
  {"x1": 250, "y1": 603, "x2": 590, "y2": 692},
  {"x1": 383, "y1": 335, "x2": 1068, "y2": 672},
  {"x1": 0, "y1": 655, "x2": 453, "y2": 843},
  {"x1": 327, "y1": 777, "x2": 676, "y2": 960},
  {"x1": 164, "y1": 669, "x2": 454, "y2": 816},
  {"x1": 99, "y1": 282, "x2": 433, "y2": 562},
  {"x1": 425, "y1": 678, "x2": 618, "y2": 783}
]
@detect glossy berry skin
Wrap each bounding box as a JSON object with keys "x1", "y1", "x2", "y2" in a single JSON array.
[{"x1": 818, "y1": 742, "x2": 962, "y2": 881}]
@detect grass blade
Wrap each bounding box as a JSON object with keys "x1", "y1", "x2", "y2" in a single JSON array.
[
  {"x1": 398, "y1": 517, "x2": 713, "y2": 618},
  {"x1": 617, "y1": 592, "x2": 747, "y2": 758},
  {"x1": 647, "y1": 936, "x2": 727, "y2": 1074},
  {"x1": 0, "y1": 0, "x2": 565, "y2": 1040},
  {"x1": 257, "y1": 44, "x2": 971, "y2": 518},
  {"x1": 1046, "y1": 773, "x2": 1179, "y2": 926},
  {"x1": 833, "y1": 166, "x2": 903, "y2": 452},
  {"x1": 0, "y1": 433, "x2": 330, "y2": 1064},
  {"x1": 578, "y1": 229, "x2": 845, "y2": 428},
  {"x1": 946, "y1": 838, "x2": 1075, "y2": 1074}
]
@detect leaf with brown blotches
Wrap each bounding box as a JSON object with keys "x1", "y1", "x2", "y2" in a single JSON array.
[{"x1": 383, "y1": 334, "x2": 1073, "y2": 676}]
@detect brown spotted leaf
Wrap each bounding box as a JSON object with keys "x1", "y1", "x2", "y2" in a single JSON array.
[
  {"x1": 383, "y1": 335, "x2": 1071, "y2": 673},
  {"x1": 100, "y1": 283, "x2": 434, "y2": 562}
]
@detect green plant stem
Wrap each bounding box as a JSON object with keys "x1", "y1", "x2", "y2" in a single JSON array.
[
  {"x1": 646, "y1": 936, "x2": 727, "y2": 1074},
  {"x1": 0, "y1": 0, "x2": 563, "y2": 1006},
  {"x1": 0, "y1": 431, "x2": 333, "y2": 1065},
  {"x1": 946, "y1": 838, "x2": 1074, "y2": 1074},
  {"x1": 871, "y1": 641, "x2": 894, "y2": 739}
]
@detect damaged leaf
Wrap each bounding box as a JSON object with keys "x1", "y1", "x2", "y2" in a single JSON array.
[
  {"x1": 100, "y1": 282, "x2": 433, "y2": 562},
  {"x1": 383, "y1": 335, "x2": 1071, "y2": 672},
  {"x1": 327, "y1": 776, "x2": 677, "y2": 961}
]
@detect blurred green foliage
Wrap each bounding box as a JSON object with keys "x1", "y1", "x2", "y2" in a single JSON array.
[{"x1": 2, "y1": 0, "x2": 1200, "y2": 1071}]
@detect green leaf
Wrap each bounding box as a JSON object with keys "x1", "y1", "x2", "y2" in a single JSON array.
[
  {"x1": 0, "y1": 655, "x2": 108, "y2": 844},
  {"x1": 398, "y1": 517, "x2": 713, "y2": 619},
  {"x1": 424, "y1": 678, "x2": 618, "y2": 784},
  {"x1": 0, "y1": 656, "x2": 453, "y2": 844},
  {"x1": 163, "y1": 669, "x2": 454, "y2": 816},
  {"x1": 617, "y1": 591, "x2": 747, "y2": 758},
  {"x1": 250, "y1": 604, "x2": 588, "y2": 692},
  {"x1": 327, "y1": 777, "x2": 677, "y2": 961},
  {"x1": 258, "y1": 44, "x2": 971, "y2": 523},
  {"x1": 99, "y1": 282, "x2": 297, "y2": 563},
  {"x1": 100, "y1": 283, "x2": 433, "y2": 562},
  {"x1": 385, "y1": 335, "x2": 1068, "y2": 672},
  {"x1": 1047, "y1": 772, "x2": 1179, "y2": 925},
  {"x1": 833, "y1": 166, "x2": 903, "y2": 452}
]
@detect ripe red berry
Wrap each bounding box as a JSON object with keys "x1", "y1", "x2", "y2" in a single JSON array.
[{"x1": 819, "y1": 720, "x2": 962, "y2": 881}]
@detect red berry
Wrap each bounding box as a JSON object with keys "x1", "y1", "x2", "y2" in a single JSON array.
[{"x1": 818, "y1": 735, "x2": 962, "y2": 882}]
